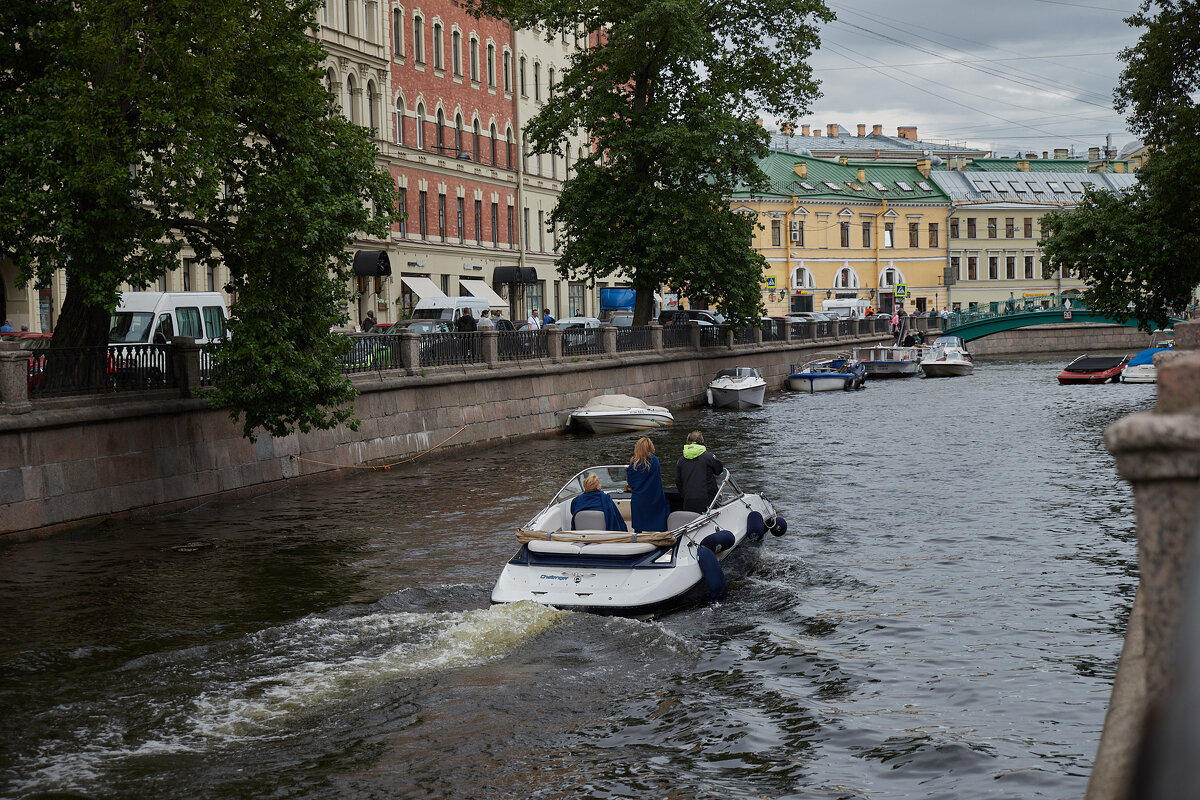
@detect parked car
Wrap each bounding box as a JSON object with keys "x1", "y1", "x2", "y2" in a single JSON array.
[
  {"x1": 658, "y1": 309, "x2": 723, "y2": 326},
  {"x1": 555, "y1": 316, "x2": 602, "y2": 355},
  {"x1": 608, "y1": 313, "x2": 634, "y2": 327}
]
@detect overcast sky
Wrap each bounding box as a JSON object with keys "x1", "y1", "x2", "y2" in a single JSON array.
[{"x1": 782, "y1": 0, "x2": 1146, "y2": 158}]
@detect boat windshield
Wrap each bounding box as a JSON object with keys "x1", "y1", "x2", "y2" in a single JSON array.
[
  {"x1": 550, "y1": 465, "x2": 629, "y2": 504},
  {"x1": 709, "y1": 470, "x2": 741, "y2": 511},
  {"x1": 715, "y1": 367, "x2": 762, "y2": 379}
]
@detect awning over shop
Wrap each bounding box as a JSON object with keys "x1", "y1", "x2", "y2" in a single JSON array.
[
  {"x1": 459, "y1": 279, "x2": 508, "y2": 307},
  {"x1": 400, "y1": 275, "x2": 447, "y2": 299},
  {"x1": 492, "y1": 266, "x2": 538, "y2": 284},
  {"x1": 352, "y1": 250, "x2": 392, "y2": 277}
]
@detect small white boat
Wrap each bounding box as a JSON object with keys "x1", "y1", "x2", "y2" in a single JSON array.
[
  {"x1": 1120, "y1": 345, "x2": 1173, "y2": 383},
  {"x1": 786, "y1": 353, "x2": 867, "y2": 393},
  {"x1": 569, "y1": 394, "x2": 673, "y2": 433},
  {"x1": 708, "y1": 367, "x2": 766, "y2": 409},
  {"x1": 919, "y1": 336, "x2": 974, "y2": 378},
  {"x1": 490, "y1": 464, "x2": 787, "y2": 617},
  {"x1": 851, "y1": 345, "x2": 923, "y2": 379}
]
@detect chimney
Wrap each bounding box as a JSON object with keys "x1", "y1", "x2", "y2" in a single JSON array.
[
  {"x1": 856, "y1": 168, "x2": 866, "y2": 183},
  {"x1": 916, "y1": 157, "x2": 931, "y2": 178},
  {"x1": 1088, "y1": 146, "x2": 1100, "y2": 160},
  {"x1": 872, "y1": 124, "x2": 883, "y2": 135},
  {"x1": 897, "y1": 126, "x2": 918, "y2": 141},
  {"x1": 1054, "y1": 148, "x2": 1069, "y2": 158},
  {"x1": 813, "y1": 129, "x2": 822, "y2": 137},
  {"x1": 1016, "y1": 160, "x2": 1030, "y2": 172},
  {"x1": 794, "y1": 163, "x2": 808, "y2": 179},
  {"x1": 827, "y1": 123, "x2": 839, "y2": 137},
  {"x1": 838, "y1": 156, "x2": 849, "y2": 165},
  {"x1": 801, "y1": 124, "x2": 810, "y2": 136},
  {"x1": 780, "y1": 123, "x2": 794, "y2": 136},
  {"x1": 857, "y1": 124, "x2": 866, "y2": 137},
  {"x1": 1042, "y1": 151, "x2": 1049, "y2": 160}
]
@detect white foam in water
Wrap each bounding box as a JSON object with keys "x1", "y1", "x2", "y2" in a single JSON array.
[{"x1": 14, "y1": 601, "x2": 568, "y2": 795}]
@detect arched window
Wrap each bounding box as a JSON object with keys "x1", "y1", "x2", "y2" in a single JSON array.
[
  {"x1": 366, "y1": 79, "x2": 378, "y2": 135},
  {"x1": 413, "y1": 15, "x2": 424, "y2": 63},
  {"x1": 452, "y1": 30, "x2": 461, "y2": 76},
  {"x1": 522, "y1": 132, "x2": 530, "y2": 172},
  {"x1": 506, "y1": 128, "x2": 514, "y2": 168},
  {"x1": 415, "y1": 102, "x2": 425, "y2": 149},
  {"x1": 548, "y1": 67, "x2": 555, "y2": 97},
  {"x1": 533, "y1": 62, "x2": 540, "y2": 100},
  {"x1": 791, "y1": 266, "x2": 816, "y2": 289},
  {"x1": 345, "y1": 75, "x2": 357, "y2": 123},
  {"x1": 325, "y1": 68, "x2": 336, "y2": 95},
  {"x1": 394, "y1": 97, "x2": 404, "y2": 144},
  {"x1": 454, "y1": 114, "x2": 463, "y2": 153},
  {"x1": 436, "y1": 108, "x2": 445, "y2": 151},
  {"x1": 502, "y1": 51, "x2": 511, "y2": 91},
  {"x1": 489, "y1": 123, "x2": 497, "y2": 165},
  {"x1": 432, "y1": 23, "x2": 443, "y2": 69},
  {"x1": 835, "y1": 267, "x2": 861, "y2": 289},
  {"x1": 486, "y1": 44, "x2": 495, "y2": 86},
  {"x1": 345, "y1": 0, "x2": 354, "y2": 35},
  {"x1": 880, "y1": 267, "x2": 904, "y2": 288},
  {"x1": 519, "y1": 56, "x2": 526, "y2": 95},
  {"x1": 392, "y1": 9, "x2": 403, "y2": 57},
  {"x1": 469, "y1": 36, "x2": 479, "y2": 82},
  {"x1": 472, "y1": 120, "x2": 481, "y2": 161}
]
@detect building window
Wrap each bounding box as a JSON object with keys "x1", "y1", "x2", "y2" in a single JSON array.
[
  {"x1": 548, "y1": 67, "x2": 556, "y2": 97},
  {"x1": 489, "y1": 123, "x2": 497, "y2": 165},
  {"x1": 928, "y1": 223, "x2": 939, "y2": 248},
  {"x1": 454, "y1": 114, "x2": 463, "y2": 153},
  {"x1": 519, "y1": 57, "x2": 527, "y2": 95},
  {"x1": 950, "y1": 255, "x2": 960, "y2": 280},
  {"x1": 884, "y1": 222, "x2": 894, "y2": 247},
  {"x1": 413, "y1": 15, "x2": 424, "y2": 63},
  {"x1": 1025, "y1": 255, "x2": 1035, "y2": 278},
  {"x1": 487, "y1": 44, "x2": 495, "y2": 86},
  {"x1": 861, "y1": 220, "x2": 871, "y2": 248},
  {"x1": 950, "y1": 219, "x2": 959, "y2": 238},
  {"x1": 438, "y1": 193, "x2": 446, "y2": 238},
  {"x1": 392, "y1": 9, "x2": 403, "y2": 57},
  {"x1": 491, "y1": 202, "x2": 499, "y2": 247},
  {"x1": 538, "y1": 210, "x2": 545, "y2": 250},
  {"x1": 796, "y1": 221, "x2": 804, "y2": 247},
  {"x1": 967, "y1": 256, "x2": 977, "y2": 280},
  {"x1": 470, "y1": 37, "x2": 479, "y2": 82},
  {"x1": 432, "y1": 23, "x2": 443, "y2": 69},
  {"x1": 840, "y1": 221, "x2": 850, "y2": 247},
  {"x1": 1005, "y1": 217, "x2": 1015, "y2": 238},
  {"x1": 1006, "y1": 255, "x2": 1016, "y2": 279},
  {"x1": 436, "y1": 108, "x2": 445, "y2": 151},
  {"x1": 452, "y1": 30, "x2": 461, "y2": 76},
  {"x1": 966, "y1": 218, "x2": 976, "y2": 238},
  {"x1": 987, "y1": 217, "x2": 997, "y2": 238},
  {"x1": 398, "y1": 187, "x2": 407, "y2": 236},
  {"x1": 474, "y1": 199, "x2": 482, "y2": 243},
  {"x1": 508, "y1": 204, "x2": 514, "y2": 246},
  {"x1": 569, "y1": 283, "x2": 585, "y2": 317},
  {"x1": 506, "y1": 129, "x2": 514, "y2": 168},
  {"x1": 533, "y1": 62, "x2": 541, "y2": 100},
  {"x1": 503, "y1": 51, "x2": 511, "y2": 91},
  {"x1": 771, "y1": 219, "x2": 781, "y2": 247},
  {"x1": 523, "y1": 207, "x2": 530, "y2": 247},
  {"x1": 206, "y1": 264, "x2": 216, "y2": 292},
  {"x1": 1024, "y1": 217, "x2": 1034, "y2": 238},
  {"x1": 456, "y1": 197, "x2": 465, "y2": 243},
  {"x1": 182, "y1": 258, "x2": 192, "y2": 290},
  {"x1": 988, "y1": 256, "x2": 999, "y2": 279},
  {"x1": 908, "y1": 222, "x2": 919, "y2": 248},
  {"x1": 419, "y1": 190, "x2": 428, "y2": 237},
  {"x1": 472, "y1": 120, "x2": 481, "y2": 161}
]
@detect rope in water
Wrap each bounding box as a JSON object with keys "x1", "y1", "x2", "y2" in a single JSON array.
[{"x1": 290, "y1": 424, "x2": 468, "y2": 470}]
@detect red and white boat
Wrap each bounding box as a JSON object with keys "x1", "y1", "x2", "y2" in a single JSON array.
[{"x1": 1057, "y1": 354, "x2": 1129, "y2": 384}]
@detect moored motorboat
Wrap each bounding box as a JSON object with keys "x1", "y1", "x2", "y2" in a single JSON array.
[
  {"x1": 569, "y1": 393, "x2": 673, "y2": 433},
  {"x1": 708, "y1": 367, "x2": 766, "y2": 409},
  {"x1": 786, "y1": 353, "x2": 866, "y2": 393},
  {"x1": 1120, "y1": 345, "x2": 1173, "y2": 383},
  {"x1": 490, "y1": 465, "x2": 787, "y2": 617},
  {"x1": 919, "y1": 336, "x2": 974, "y2": 378},
  {"x1": 1057, "y1": 354, "x2": 1129, "y2": 384},
  {"x1": 851, "y1": 344, "x2": 923, "y2": 379}
]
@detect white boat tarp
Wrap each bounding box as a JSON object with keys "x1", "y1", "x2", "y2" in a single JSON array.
[{"x1": 578, "y1": 394, "x2": 656, "y2": 411}]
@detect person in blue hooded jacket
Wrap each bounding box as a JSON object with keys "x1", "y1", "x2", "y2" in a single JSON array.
[
  {"x1": 675, "y1": 430, "x2": 724, "y2": 513},
  {"x1": 570, "y1": 473, "x2": 627, "y2": 531},
  {"x1": 626, "y1": 436, "x2": 670, "y2": 532}
]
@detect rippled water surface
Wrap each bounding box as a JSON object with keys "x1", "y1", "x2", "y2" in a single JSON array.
[{"x1": 0, "y1": 355, "x2": 1152, "y2": 799}]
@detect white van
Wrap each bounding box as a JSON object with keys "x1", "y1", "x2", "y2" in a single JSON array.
[
  {"x1": 821, "y1": 299, "x2": 872, "y2": 318},
  {"x1": 412, "y1": 296, "x2": 502, "y2": 322},
  {"x1": 109, "y1": 291, "x2": 230, "y2": 345}
]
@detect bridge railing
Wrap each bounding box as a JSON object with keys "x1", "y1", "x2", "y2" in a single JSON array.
[{"x1": 945, "y1": 293, "x2": 1083, "y2": 329}]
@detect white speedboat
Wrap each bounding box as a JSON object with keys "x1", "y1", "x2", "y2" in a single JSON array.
[
  {"x1": 708, "y1": 367, "x2": 766, "y2": 408},
  {"x1": 569, "y1": 394, "x2": 673, "y2": 433},
  {"x1": 919, "y1": 336, "x2": 974, "y2": 378},
  {"x1": 786, "y1": 353, "x2": 867, "y2": 393},
  {"x1": 491, "y1": 465, "x2": 787, "y2": 617},
  {"x1": 1120, "y1": 345, "x2": 1172, "y2": 383},
  {"x1": 851, "y1": 345, "x2": 923, "y2": 379}
]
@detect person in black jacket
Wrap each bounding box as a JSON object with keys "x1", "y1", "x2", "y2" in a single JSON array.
[{"x1": 675, "y1": 430, "x2": 724, "y2": 513}]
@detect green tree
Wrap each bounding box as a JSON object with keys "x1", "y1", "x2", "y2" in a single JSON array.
[
  {"x1": 1040, "y1": 0, "x2": 1199, "y2": 331},
  {"x1": 468, "y1": 0, "x2": 834, "y2": 325},
  {"x1": 0, "y1": 0, "x2": 396, "y2": 439}
]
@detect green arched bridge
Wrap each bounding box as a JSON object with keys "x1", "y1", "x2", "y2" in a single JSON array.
[{"x1": 941, "y1": 295, "x2": 1184, "y2": 342}]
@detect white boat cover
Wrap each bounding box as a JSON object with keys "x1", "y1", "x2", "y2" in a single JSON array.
[{"x1": 578, "y1": 394, "x2": 657, "y2": 411}]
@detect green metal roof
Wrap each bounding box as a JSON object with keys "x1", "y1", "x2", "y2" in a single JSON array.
[
  {"x1": 964, "y1": 158, "x2": 1135, "y2": 173},
  {"x1": 733, "y1": 149, "x2": 949, "y2": 203}
]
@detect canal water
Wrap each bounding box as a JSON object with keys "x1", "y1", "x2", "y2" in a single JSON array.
[{"x1": 0, "y1": 354, "x2": 1152, "y2": 799}]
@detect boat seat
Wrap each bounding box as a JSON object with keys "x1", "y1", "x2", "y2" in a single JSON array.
[
  {"x1": 667, "y1": 510, "x2": 701, "y2": 530},
  {"x1": 572, "y1": 509, "x2": 607, "y2": 531}
]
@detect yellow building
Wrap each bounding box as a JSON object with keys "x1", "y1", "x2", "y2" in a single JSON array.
[{"x1": 731, "y1": 151, "x2": 950, "y2": 316}]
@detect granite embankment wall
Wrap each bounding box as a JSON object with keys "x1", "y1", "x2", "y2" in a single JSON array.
[
  {"x1": 968, "y1": 322, "x2": 1153, "y2": 356},
  {"x1": 0, "y1": 323, "x2": 1152, "y2": 539}
]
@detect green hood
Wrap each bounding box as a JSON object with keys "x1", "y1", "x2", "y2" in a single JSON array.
[{"x1": 683, "y1": 443, "x2": 707, "y2": 459}]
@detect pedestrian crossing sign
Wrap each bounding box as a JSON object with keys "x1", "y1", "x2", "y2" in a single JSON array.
[{"x1": 895, "y1": 283, "x2": 908, "y2": 298}]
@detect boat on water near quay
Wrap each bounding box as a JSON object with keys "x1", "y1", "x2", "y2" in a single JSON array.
[
  {"x1": 1120, "y1": 345, "x2": 1173, "y2": 383},
  {"x1": 851, "y1": 344, "x2": 923, "y2": 379},
  {"x1": 919, "y1": 336, "x2": 974, "y2": 378},
  {"x1": 786, "y1": 353, "x2": 866, "y2": 393},
  {"x1": 569, "y1": 394, "x2": 673, "y2": 433},
  {"x1": 490, "y1": 464, "x2": 787, "y2": 617},
  {"x1": 707, "y1": 367, "x2": 766, "y2": 409},
  {"x1": 1057, "y1": 354, "x2": 1130, "y2": 384}
]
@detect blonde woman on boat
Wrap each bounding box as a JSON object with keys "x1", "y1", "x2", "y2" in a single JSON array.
[
  {"x1": 626, "y1": 437, "x2": 670, "y2": 532},
  {"x1": 570, "y1": 473, "x2": 627, "y2": 531}
]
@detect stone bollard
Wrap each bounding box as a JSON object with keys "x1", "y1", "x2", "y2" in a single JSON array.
[
  {"x1": 1088, "y1": 320, "x2": 1200, "y2": 800},
  {"x1": 600, "y1": 323, "x2": 617, "y2": 356},
  {"x1": 689, "y1": 321, "x2": 702, "y2": 351},
  {"x1": 752, "y1": 324, "x2": 763, "y2": 345},
  {"x1": 399, "y1": 329, "x2": 421, "y2": 375},
  {"x1": 0, "y1": 341, "x2": 33, "y2": 414},
  {"x1": 171, "y1": 336, "x2": 202, "y2": 398},
  {"x1": 482, "y1": 328, "x2": 499, "y2": 368},
  {"x1": 546, "y1": 325, "x2": 563, "y2": 362},
  {"x1": 649, "y1": 320, "x2": 664, "y2": 354},
  {"x1": 782, "y1": 320, "x2": 793, "y2": 343}
]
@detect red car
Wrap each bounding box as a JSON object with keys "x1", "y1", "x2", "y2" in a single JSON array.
[{"x1": 8, "y1": 332, "x2": 52, "y2": 390}]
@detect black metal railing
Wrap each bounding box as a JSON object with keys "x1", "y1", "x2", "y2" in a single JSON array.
[
  {"x1": 616, "y1": 326, "x2": 652, "y2": 352},
  {"x1": 561, "y1": 328, "x2": 602, "y2": 357},
  {"x1": 699, "y1": 325, "x2": 725, "y2": 348},
  {"x1": 420, "y1": 332, "x2": 481, "y2": 367},
  {"x1": 28, "y1": 344, "x2": 174, "y2": 398},
  {"x1": 498, "y1": 329, "x2": 547, "y2": 361},
  {"x1": 661, "y1": 325, "x2": 692, "y2": 349},
  {"x1": 339, "y1": 335, "x2": 403, "y2": 374}
]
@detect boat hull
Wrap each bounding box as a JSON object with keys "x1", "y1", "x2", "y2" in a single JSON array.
[
  {"x1": 863, "y1": 361, "x2": 920, "y2": 379},
  {"x1": 709, "y1": 384, "x2": 766, "y2": 409},
  {"x1": 786, "y1": 374, "x2": 858, "y2": 392},
  {"x1": 571, "y1": 409, "x2": 673, "y2": 433},
  {"x1": 1058, "y1": 369, "x2": 1123, "y2": 384},
  {"x1": 920, "y1": 360, "x2": 973, "y2": 378},
  {"x1": 1120, "y1": 365, "x2": 1157, "y2": 383}
]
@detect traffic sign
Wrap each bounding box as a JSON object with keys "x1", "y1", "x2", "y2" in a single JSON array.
[{"x1": 895, "y1": 283, "x2": 908, "y2": 298}]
